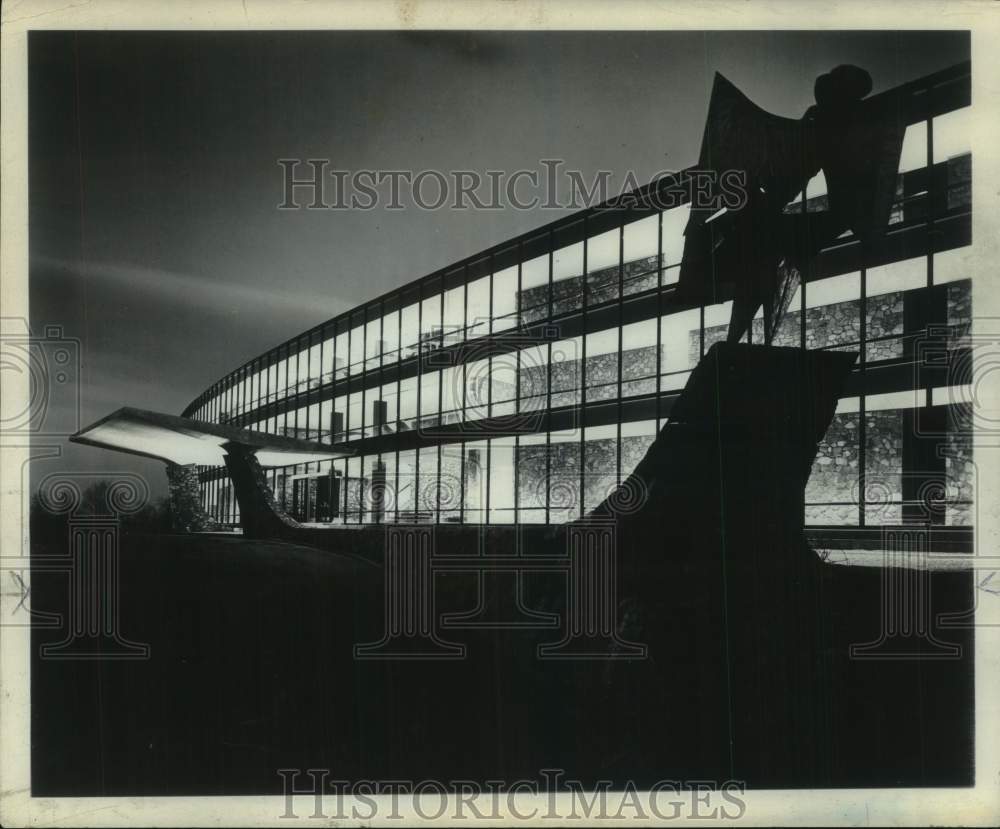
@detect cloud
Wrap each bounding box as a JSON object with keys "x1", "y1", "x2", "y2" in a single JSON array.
[{"x1": 31, "y1": 256, "x2": 347, "y2": 321}]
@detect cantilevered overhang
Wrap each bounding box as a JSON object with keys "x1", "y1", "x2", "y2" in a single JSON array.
[{"x1": 70, "y1": 407, "x2": 351, "y2": 467}]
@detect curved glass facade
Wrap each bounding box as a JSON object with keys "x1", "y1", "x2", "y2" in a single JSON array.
[{"x1": 185, "y1": 65, "x2": 973, "y2": 536}]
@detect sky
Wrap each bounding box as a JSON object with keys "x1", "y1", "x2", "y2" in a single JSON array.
[{"x1": 28, "y1": 29, "x2": 969, "y2": 497}]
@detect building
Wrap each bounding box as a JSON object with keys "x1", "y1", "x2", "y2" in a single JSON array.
[{"x1": 116, "y1": 62, "x2": 979, "y2": 549}]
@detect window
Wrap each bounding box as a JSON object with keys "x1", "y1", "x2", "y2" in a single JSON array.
[
  {"x1": 488, "y1": 437, "x2": 516, "y2": 523},
  {"x1": 550, "y1": 335, "x2": 582, "y2": 408},
  {"x1": 464, "y1": 356, "x2": 491, "y2": 422},
  {"x1": 492, "y1": 265, "x2": 518, "y2": 333},
  {"x1": 586, "y1": 228, "x2": 621, "y2": 305},
  {"x1": 621, "y1": 318, "x2": 658, "y2": 397},
  {"x1": 552, "y1": 240, "x2": 584, "y2": 315},
  {"x1": 933, "y1": 107, "x2": 970, "y2": 164},
  {"x1": 516, "y1": 432, "x2": 547, "y2": 524},
  {"x1": 584, "y1": 328, "x2": 619, "y2": 402},
  {"x1": 520, "y1": 253, "x2": 548, "y2": 324},
  {"x1": 490, "y1": 351, "x2": 518, "y2": 418},
  {"x1": 583, "y1": 424, "x2": 618, "y2": 512},
  {"x1": 381, "y1": 310, "x2": 399, "y2": 366},
  {"x1": 400, "y1": 302, "x2": 419, "y2": 360},
  {"x1": 660, "y1": 308, "x2": 700, "y2": 390},
  {"x1": 420, "y1": 369, "x2": 440, "y2": 428},
  {"x1": 466, "y1": 276, "x2": 490, "y2": 341},
  {"x1": 443, "y1": 285, "x2": 466, "y2": 345},
  {"x1": 548, "y1": 428, "x2": 581, "y2": 523},
  {"x1": 462, "y1": 441, "x2": 487, "y2": 524},
  {"x1": 623, "y1": 214, "x2": 660, "y2": 294}
]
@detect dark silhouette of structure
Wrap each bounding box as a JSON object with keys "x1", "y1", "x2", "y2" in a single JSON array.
[{"x1": 678, "y1": 65, "x2": 906, "y2": 343}]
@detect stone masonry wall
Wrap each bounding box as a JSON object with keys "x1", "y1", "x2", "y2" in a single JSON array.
[{"x1": 690, "y1": 292, "x2": 903, "y2": 364}]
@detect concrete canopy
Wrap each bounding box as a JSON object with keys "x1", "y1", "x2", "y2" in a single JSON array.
[{"x1": 70, "y1": 407, "x2": 351, "y2": 467}]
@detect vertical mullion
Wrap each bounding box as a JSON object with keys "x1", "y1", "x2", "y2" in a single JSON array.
[
  {"x1": 617, "y1": 222, "x2": 624, "y2": 487},
  {"x1": 859, "y1": 266, "x2": 867, "y2": 528},
  {"x1": 656, "y1": 210, "x2": 665, "y2": 430},
  {"x1": 579, "y1": 220, "x2": 588, "y2": 521},
  {"x1": 514, "y1": 247, "x2": 523, "y2": 524},
  {"x1": 925, "y1": 112, "x2": 935, "y2": 407},
  {"x1": 460, "y1": 273, "x2": 468, "y2": 524},
  {"x1": 415, "y1": 292, "x2": 423, "y2": 515},
  {"x1": 345, "y1": 328, "x2": 352, "y2": 441},
  {"x1": 485, "y1": 265, "x2": 493, "y2": 523},
  {"x1": 545, "y1": 235, "x2": 553, "y2": 525},
  {"x1": 437, "y1": 284, "x2": 445, "y2": 523},
  {"x1": 800, "y1": 175, "x2": 808, "y2": 350}
]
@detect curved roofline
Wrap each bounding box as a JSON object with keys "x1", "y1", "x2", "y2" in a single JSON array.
[{"x1": 182, "y1": 59, "x2": 970, "y2": 418}]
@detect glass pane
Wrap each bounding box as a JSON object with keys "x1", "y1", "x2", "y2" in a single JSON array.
[
  {"x1": 380, "y1": 381, "x2": 398, "y2": 435},
  {"x1": 660, "y1": 308, "x2": 700, "y2": 390},
  {"x1": 621, "y1": 318, "x2": 658, "y2": 397},
  {"x1": 440, "y1": 364, "x2": 463, "y2": 422},
  {"x1": 400, "y1": 303, "x2": 420, "y2": 360},
  {"x1": 321, "y1": 338, "x2": 335, "y2": 383},
  {"x1": 490, "y1": 351, "x2": 518, "y2": 418},
  {"x1": 804, "y1": 272, "x2": 861, "y2": 351},
  {"x1": 419, "y1": 370, "x2": 440, "y2": 428},
  {"x1": 518, "y1": 344, "x2": 549, "y2": 414},
  {"x1": 443, "y1": 286, "x2": 465, "y2": 346},
  {"x1": 550, "y1": 336, "x2": 582, "y2": 408},
  {"x1": 334, "y1": 333, "x2": 348, "y2": 379},
  {"x1": 623, "y1": 214, "x2": 660, "y2": 296},
  {"x1": 348, "y1": 325, "x2": 364, "y2": 374},
  {"x1": 379, "y1": 452, "x2": 398, "y2": 523},
  {"x1": 345, "y1": 457, "x2": 362, "y2": 522},
  {"x1": 398, "y1": 376, "x2": 417, "y2": 431},
  {"x1": 945, "y1": 404, "x2": 973, "y2": 526},
  {"x1": 466, "y1": 276, "x2": 490, "y2": 341},
  {"x1": 934, "y1": 244, "x2": 973, "y2": 286},
  {"x1": 864, "y1": 409, "x2": 904, "y2": 525},
  {"x1": 620, "y1": 420, "x2": 657, "y2": 478},
  {"x1": 583, "y1": 424, "x2": 618, "y2": 512},
  {"x1": 586, "y1": 228, "x2": 620, "y2": 305},
  {"x1": 396, "y1": 449, "x2": 417, "y2": 519},
  {"x1": 417, "y1": 447, "x2": 439, "y2": 522},
  {"x1": 865, "y1": 288, "x2": 905, "y2": 363},
  {"x1": 365, "y1": 319, "x2": 381, "y2": 371},
  {"x1": 488, "y1": 438, "x2": 516, "y2": 523},
  {"x1": 492, "y1": 265, "x2": 518, "y2": 333},
  {"x1": 805, "y1": 412, "x2": 860, "y2": 526},
  {"x1": 661, "y1": 205, "x2": 690, "y2": 267},
  {"x1": 898, "y1": 120, "x2": 928, "y2": 173},
  {"x1": 347, "y1": 392, "x2": 362, "y2": 441},
  {"x1": 421, "y1": 294, "x2": 442, "y2": 355},
  {"x1": 933, "y1": 107, "x2": 970, "y2": 164},
  {"x1": 520, "y1": 253, "x2": 549, "y2": 324},
  {"x1": 463, "y1": 441, "x2": 488, "y2": 524},
  {"x1": 439, "y1": 445, "x2": 463, "y2": 522},
  {"x1": 548, "y1": 429, "x2": 581, "y2": 523},
  {"x1": 464, "y1": 356, "x2": 491, "y2": 421},
  {"x1": 517, "y1": 433, "x2": 548, "y2": 514},
  {"x1": 552, "y1": 240, "x2": 584, "y2": 315},
  {"x1": 585, "y1": 327, "x2": 619, "y2": 402},
  {"x1": 381, "y1": 311, "x2": 399, "y2": 366}
]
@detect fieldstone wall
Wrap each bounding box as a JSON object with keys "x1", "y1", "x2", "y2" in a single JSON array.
[
  {"x1": 519, "y1": 254, "x2": 660, "y2": 320},
  {"x1": 805, "y1": 413, "x2": 860, "y2": 525},
  {"x1": 948, "y1": 281, "x2": 972, "y2": 343},
  {"x1": 947, "y1": 154, "x2": 971, "y2": 211},
  {"x1": 518, "y1": 344, "x2": 658, "y2": 408},
  {"x1": 945, "y1": 393, "x2": 975, "y2": 526},
  {"x1": 802, "y1": 409, "x2": 905, "y2": 526},
  {"x1": 690, "y1": 292, "x2": 903, "y2": 363}
]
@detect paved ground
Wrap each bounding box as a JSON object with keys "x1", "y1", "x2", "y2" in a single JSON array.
[{"x1": 30, "y1": 529, "x2": 975, "y2": 795}]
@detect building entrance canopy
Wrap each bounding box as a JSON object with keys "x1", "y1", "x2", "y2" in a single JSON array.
[{"x1": 71, "y1": 407, "x2": 350, "y2": 467}]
